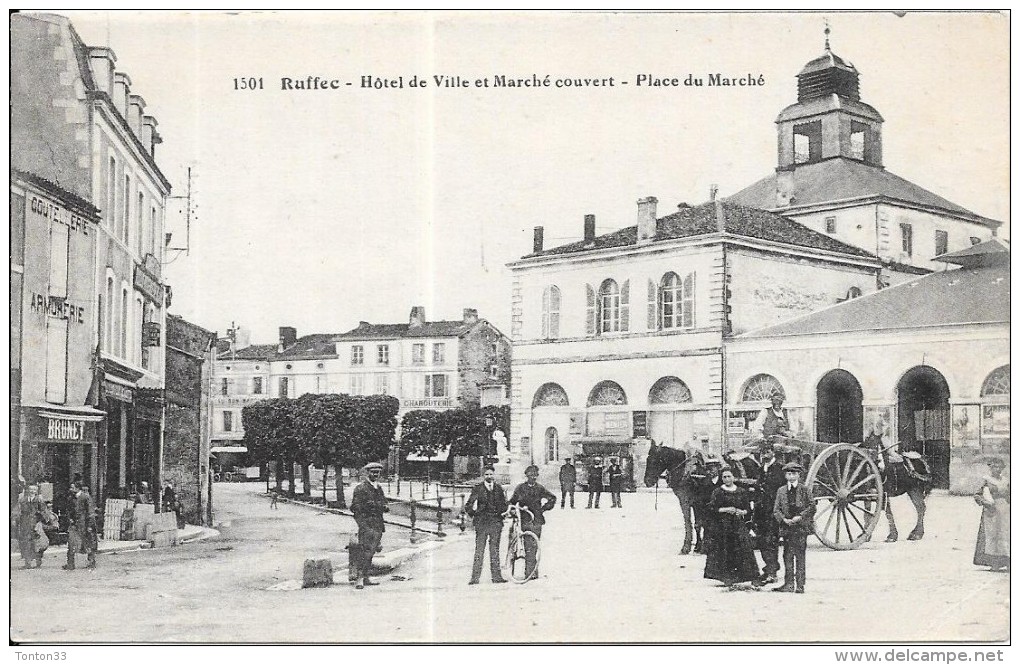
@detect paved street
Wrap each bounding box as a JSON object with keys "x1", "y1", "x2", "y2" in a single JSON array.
[{"x1": 11, "y1": 482, "x2": 1008, "y2": 643}]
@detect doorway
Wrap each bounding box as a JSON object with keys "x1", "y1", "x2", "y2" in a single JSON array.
[
  {"x1": 816, "y1": 369, "x2": 864, "y2": 444},
  {"x1": 897, "y1": 366, "x2": 951, "y2": 489}
]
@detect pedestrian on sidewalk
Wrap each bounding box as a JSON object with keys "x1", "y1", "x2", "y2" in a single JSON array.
[
  {"x1": 607, "y1": 458, "x2": 624, "y2": 508},
  {"x1": 63, "y1": 481, "x2": 98, "y2": 571},
  {"x1": 11, "y1": 484, "x2": 53, "y2": 569},
  {"x1": 559, "y1": 458, "x2": 577, "y2": 509},
  {"x1": 754, "y1": 442, "x2": 785, "y2": 584},
  {"x1": 510, "y1": 465, "x2": 556, "y2": 581},
  {"x1": 465, "y1": 466, "x2": 509, "y2": 585},
  {"x1": 772, "y1": 462, "x2": 814, "y2": 593},
  {"x1": 350, "y1": 462, "x2": 388, "y2": 589},
  {"x1": 586, "y1": 457, "x2": 604, "y2": 509}
]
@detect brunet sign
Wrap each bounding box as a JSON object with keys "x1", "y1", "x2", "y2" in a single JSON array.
[{"x1": 31, "y1": 413, "x2": 98, "y2": 445}]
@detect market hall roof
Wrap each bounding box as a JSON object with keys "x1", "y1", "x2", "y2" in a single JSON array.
[
  {"x1": 739, "y1": 261, "x2": 1009, "y2": 339},
  {"x1": 727, "y1": 158, "x2": 1001, "y2": 230},
  {"x1": 521, "y1": 200, "x2": 877, "y2": 260}
]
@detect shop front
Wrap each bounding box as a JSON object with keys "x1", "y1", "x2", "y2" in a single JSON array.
[{"x1": 20, "y1": 405, "x2": 104, "y2": 532}]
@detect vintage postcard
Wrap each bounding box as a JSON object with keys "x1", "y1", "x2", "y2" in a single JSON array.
[{"x1": 9, "y1": 9, "x2": 1009, "y2": 652}]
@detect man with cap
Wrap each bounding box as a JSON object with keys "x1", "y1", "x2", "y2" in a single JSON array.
[
  {"x1": 772, "y1": 461, "x2": 815, "y2": 593},
  {"x1": 558, "y1": 457, "x2": 577, "y2": 509},
  {"x1": 350, "y1": 462, "x2": 388, "y2": 589},
  {"x1": 757, "y1": 391, "x2": 792, "y2": 440},
  {"x1": 509, "y1": 465, "x2": 557, "y2": 580},
  {"x1": 464, "y1": 466, "x2": 509, "y2": 585},
  {"x1": 64, "y1": 480, "x2": 97, "y2": 570},
  {"x1": 755, "y1": 441, "x2": 786, "y2": 583},
  {"x1": 607, "y1": 457, "x2": 624, "y2": 508},
  {"x1": 586, "y1": 457, "x2": 605, "y2": 509}
]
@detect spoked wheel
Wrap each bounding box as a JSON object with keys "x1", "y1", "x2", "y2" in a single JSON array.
[
  {"x1": 806, "y1": 443, "x2": 884, "y2": 550},
  {"x1": 503, "y1": 530, "x2": 541, "y2": 583}
]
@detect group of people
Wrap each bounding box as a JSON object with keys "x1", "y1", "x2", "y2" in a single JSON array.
[
  {"x1": 11, "y1": 479, "x2": 98, "y2": 571},
  {"x1": 557, "y1": 457, "x2": 625, "y2": 509},
  {"x1": 700, "y1": 443, "x2": 814, "y2": 593}
]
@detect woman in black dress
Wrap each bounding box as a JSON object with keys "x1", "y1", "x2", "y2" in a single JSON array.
[{"x1": 704, "y1": 467, "x2": 762, "y2": 588}]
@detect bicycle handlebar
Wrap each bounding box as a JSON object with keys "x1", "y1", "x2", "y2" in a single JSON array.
[{"x1": 503, "y1": 505, "x2": 535, "y2": 520}]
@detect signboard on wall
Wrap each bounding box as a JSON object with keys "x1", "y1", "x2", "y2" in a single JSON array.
[
  {"x1": 632, "y1": 411, "x2": 648, "y2": 437},
  {"x1": 143, "y1": 321, "x2": 161, "y2": 347}
]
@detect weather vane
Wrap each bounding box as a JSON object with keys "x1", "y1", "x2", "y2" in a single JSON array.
[{"x1": 824, "y1": 18, "x2": 831, "y2": 51}]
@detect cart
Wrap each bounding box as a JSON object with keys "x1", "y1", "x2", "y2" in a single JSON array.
[{"x1": 766, "y1": 437, "x2": 885, "y2": 550}]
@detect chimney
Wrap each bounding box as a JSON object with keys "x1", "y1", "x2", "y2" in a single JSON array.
[
  {"x1": 409, "y1": 306, "x2": 426, "y2": 328},
  {"x1": 637, "y1": 196, "x2": 658, "y2": 243},
  {"x1": 584, "y1": 214, "x2": 596, "y2": 243},
  {"x1": 713, "y1": 184, "x2": 726, "y2": 233},
  {"x1": 776, "y1": 168, "x2": 796, "y2": 207},
  {"x1": 113, "y1": 72, "x2": 131, "y2": 118},
  {"x1": 141, "y1": 116, "x2": 158, "y2": 155},
  {"x1": 278, "y1": 326, "x2": 297, "y2": 352},
  {"x1": 532, "y1": 226, "x2": 544, "y2": 253},
  {"x1": 87, "y1": 47, "x2": 116, "y2": 94},
  {"x1": 128, "y1": 94, "x2": 146, "y2": 136},
  {"x1": 463, "y1": 308, "x2": 479, "y2": 325}
]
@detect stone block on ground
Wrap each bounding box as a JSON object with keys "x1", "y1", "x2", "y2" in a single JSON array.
[{"x1": 302, "y1": 559, "x2": 334, "y2": 588}]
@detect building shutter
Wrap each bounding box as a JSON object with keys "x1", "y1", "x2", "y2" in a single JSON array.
[
  {"x1": 683, "y1": 273, "x2": 695, "y2": 328},
  {"x1": 647, "y1": 279, "x2": 657, "y2": 331},
  {"x1": 550, "y1": 286, "x2": 560, "y2": 339},
  {"x1": 620, "y1": 280, "x2": 630, "y2": 331},
  {"x1": 585, "y1": 284, "x2": 596, "y2": 336}
]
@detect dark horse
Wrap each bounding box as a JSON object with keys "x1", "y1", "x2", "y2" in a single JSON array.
[{"x1": 643, "y1": 442, "x2": 705, "y2": 554}]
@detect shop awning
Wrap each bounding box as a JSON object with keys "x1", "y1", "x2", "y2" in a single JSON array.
[{"x1": 211, "y1": 446, "x2": 248, "y2": 454}]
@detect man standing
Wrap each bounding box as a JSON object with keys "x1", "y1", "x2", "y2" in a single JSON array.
[
  {"x1": 63, "y1": 481, "x2": 97, "y2": 571},
  {"x1": 586, "y1": 457, "x2": 604, "y2": 509},
  {"x1": 772, "y1": 461, "x2": 815, "y2": 593},
  {"x1": 558, "y1": 458, "x2": 577, "y2": 509},
  {"x1": 755, "y1": 442, "x2": 785, "y2": 584},
  {"x1": 509, "y1": 465, "x2": 556, "y2": 581},
  {"x1": 464, "y1": 467, "x2": 509, "y2": 585},
  {"x1": 607, "y1": 458, "x2": 624, "y2": 508},
  {"x1": 350, "y1": 462, "x2": 388, "y2": 589}
]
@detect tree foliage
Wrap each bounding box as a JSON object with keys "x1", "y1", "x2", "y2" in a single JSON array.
[{"x1": 400, "y1": 404, "x2": 511, "y2": 458}]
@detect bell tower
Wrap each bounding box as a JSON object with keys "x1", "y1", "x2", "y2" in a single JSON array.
[{"x1": 776, "y1": 27, "x2": 884, "y2": 176}]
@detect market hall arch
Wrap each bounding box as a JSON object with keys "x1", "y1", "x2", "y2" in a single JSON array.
[
  {"x1": 816, "y1": 369, "x2": 864, "y2": 444},
  {"x1": 896, "y1": 365, "x2": 951, "y2": 489},
  {"x1": 647, "y1": 376, "x2": 694, "y2": 447},
  {"x1": 531, "y1": 383, "x2": 571, "y2": 469}
]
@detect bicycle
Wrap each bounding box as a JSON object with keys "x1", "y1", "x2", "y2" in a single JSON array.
[{"x1": 501, "y1": 504, "x2": 540, "y2": 583}]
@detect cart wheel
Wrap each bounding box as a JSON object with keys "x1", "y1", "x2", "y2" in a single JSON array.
[
  {"x1": 806, "y1": 443, "x2": 884, "y2": 550},
  {"x1": 224, "y1": 472, "x2": 233, "y2": 482},
  {"x1": 213, "y1": 473, "x2": 221, "y2": 483}
]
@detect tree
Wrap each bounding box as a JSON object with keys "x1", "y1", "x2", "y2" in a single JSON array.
[
  {"x1": 264, "y1": 399, "x2": 300, "y2": 497},
  {"x1": 242, "y1": 401, "x2": 281, "y2": 492}
]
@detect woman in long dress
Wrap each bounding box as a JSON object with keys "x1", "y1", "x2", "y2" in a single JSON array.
[
  {"x1": 10, "y1": 484, "x2": 51, "y2": 569},
  {"x1": 973, "y1": 457, "x2": 1009, "y2": 571},
  {"x1": 704, "y1": 467, "x2": 762, "y2": 587}
]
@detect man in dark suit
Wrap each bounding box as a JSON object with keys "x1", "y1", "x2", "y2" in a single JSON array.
[
  {"x1": 558, "y1": 458, "x2": 577, "y2": 509},
  {"x1": 465, "y1": 466, "x2": 509, "y2": 585},
  {"x1": 509, "y1": 465, "x2": 557, "y2": 580},
  {"x1": 772, "y1": 461, "x2": 815, "y2": 593},
  {"x1": 350, "y1": 462, "x2": 388, "y2": 589},
  {"x1": 755, "y1": 442, "x2": 786, "y2": 583},
  {"x1": 63, "y1": 481, "x2": 97, "y2": 570},
  {"x1": 586, "y1": 457, "x2": 604, "y2": 509}
]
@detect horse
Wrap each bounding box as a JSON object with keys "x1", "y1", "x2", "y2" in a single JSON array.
[
  {"x1": 643, "y1": 442, "x2": 706, "y2": 555},
  {"x1": 871, "y1": 445, "x2": 932, "y2": 542}
]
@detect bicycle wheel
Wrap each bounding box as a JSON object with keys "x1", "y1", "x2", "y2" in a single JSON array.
[{"x1": 503, "y1": 530, "x2": 541, "y2": 583}]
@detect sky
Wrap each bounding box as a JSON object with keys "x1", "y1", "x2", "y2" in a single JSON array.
[{"x1": 59, "y1": 10, "x2": 1010, "y2": 344}]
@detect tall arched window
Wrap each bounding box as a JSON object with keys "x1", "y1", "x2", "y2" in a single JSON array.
[
  {"x1": 545, "y1": 427, "x2": 559, "y2": 463},
  {"x1": 541, "y1": 285, "x2": 561, "y2": 339},
  {"x1": 120, "y1": 287, "x2": 129, "y2": 358},
  {"x1": 105, "y1": 276, "x2": 114, "y2": 352},
  {"x1": 741, "y1": 374, "x2": 785, "y2": 403},
  {"x1": 650, "y1": 272, "x2": 696, "y2": 330},
  {"x1": 598, "y1": 279, "x2": 620, "y2": 333}
]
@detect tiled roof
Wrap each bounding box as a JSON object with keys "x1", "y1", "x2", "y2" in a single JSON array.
[
  {"x1": 275, "y1": 334, "x2": 338, "y2": 360},
  {"x1": 217, "y1": 344, "x2": 277, "y2": 361},
  {"x1": 934, "y1": 238, "x2": 1010, "y2": 268},
  {"x1": 739, "y1": 262, "x2": 1009, "y2": 338},
  {"x1": 525, "y1": 201, "x2": 876, "y2": 260},
  {"x1": 727, "y1": 158, "x2": 999, "y2": 227},
  {"x1": 335, "y1": 320, "x2": 477, "y2": 341}
]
